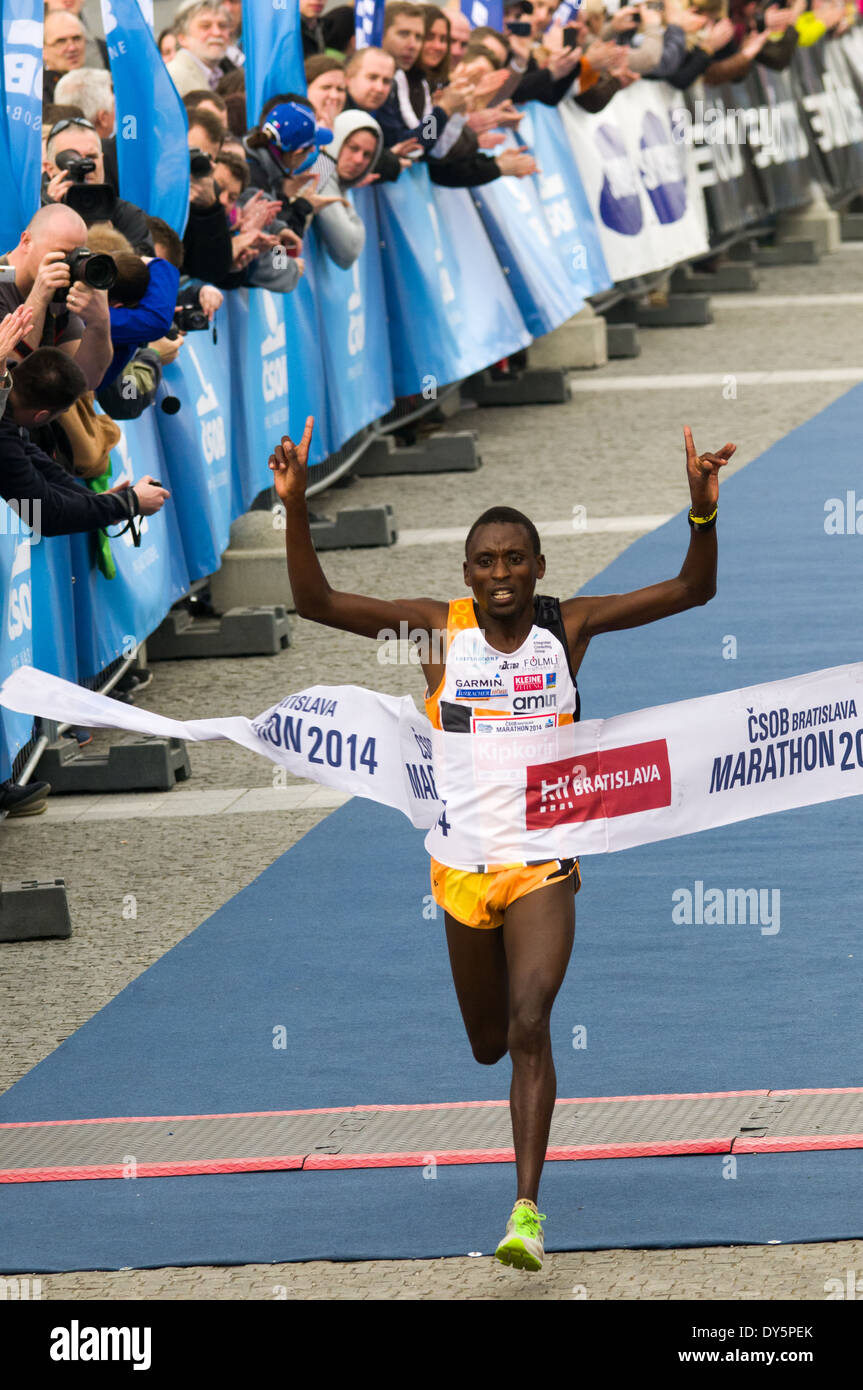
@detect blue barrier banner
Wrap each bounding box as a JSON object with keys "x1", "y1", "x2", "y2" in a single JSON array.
[
  {"x1": 226, "y1": 289, "x2": 291, "y2": 512},
  {"x1": 0, "y1": 508, "x2": 35, "y2": 776},
  {"x1": 31, "y1": 535, "x2": 77, "y2": 682},
  {"x1": 429, "y1": 184, "x2": 531, "y2": 375},
  {"x1": 376, "y1": 162, "x2": 483, "y2": 394},
  {"x1": 355, "y1": 0, "x2": 384, "y2": 49},
  {"x1": 311, "y1": 188, "x2": 394, "y2": 450},
  {"x1": 461, "y1": 0, "x2": 503, "y2": 29},
  {"x1": 281, "y1": 258, "x2": 332, "y2": 464},
  {"x1": 156, "y1": 329, "x2": 234, "y2": 582},
  {"x1": 472, "y1": 142, "x2": 584, "y2": 337},
  {"x1": 517, "y1": 103, "x2": 612, "y2": 300},
  {"x1": 244, "y1": 0, "x2": 305, "y2": 131},
  {"x1": 0, "y1": 0, "x2": 43, "y2": 251},
  {"x1": 71, "y1": 413, "x2": 190, "y2": 679},
  {"x1": 100, "y1": 0, "x2": 190, "y2": 236}
]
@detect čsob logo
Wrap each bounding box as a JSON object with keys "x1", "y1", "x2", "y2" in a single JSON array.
[
  {"x1": 596, "y1": 125, "x2": 642, "y2": 236},
  {"x1": 638, "y1": 111, "x2": 687, "y2": 224}
]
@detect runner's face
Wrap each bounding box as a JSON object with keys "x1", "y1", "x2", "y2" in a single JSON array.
[{"x1": 464, "y1": 523, "x2": 544, "y2": 621}]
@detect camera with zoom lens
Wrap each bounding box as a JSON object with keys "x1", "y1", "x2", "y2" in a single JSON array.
[
  {"x1": 53, "y1": 246, "x2": 118, "y2": 304},
  {"x1": 54, "y1": 149, "x2": 97, "y2": 183},
  {"x1": 189, "y1": 147, "x2": 214, "y2": 178}
]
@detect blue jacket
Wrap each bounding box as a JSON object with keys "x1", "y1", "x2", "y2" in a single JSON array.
[{"x1": 101, "y1": 258, "x2": 180, "y2": 387}]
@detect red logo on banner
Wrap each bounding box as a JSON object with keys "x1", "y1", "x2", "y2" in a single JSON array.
[
  {"x1": 513, "y1": 674, "x2": 543, "y2": 691},
  {"x1": 525, "y1": 740, "x2": 672, "y2": 827}
]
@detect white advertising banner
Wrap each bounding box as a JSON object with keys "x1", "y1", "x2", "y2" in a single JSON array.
[
  {"x1": 560, "y1": 80, "x2": 710, "y2": 281},
  {"x1": 3, "y1": 662, "x2": 863, "y2": 867}
]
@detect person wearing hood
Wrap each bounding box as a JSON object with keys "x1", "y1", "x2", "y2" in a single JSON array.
[{"x1": 308, "y1": 111, "x2": 384, "y2": 269}]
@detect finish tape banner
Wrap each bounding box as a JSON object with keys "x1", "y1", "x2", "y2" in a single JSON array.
[{"x1": 3, "y1": 662, "x2": 863, "y2": 865}]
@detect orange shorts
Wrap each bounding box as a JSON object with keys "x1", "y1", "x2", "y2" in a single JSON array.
[{"x1": 430, "y1": 856, "x2": 581, "y2": 931}]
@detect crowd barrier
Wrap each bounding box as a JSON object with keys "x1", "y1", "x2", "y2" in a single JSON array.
[{"x1": 3, "y1": 32, "x2": 863, "y2": 779}]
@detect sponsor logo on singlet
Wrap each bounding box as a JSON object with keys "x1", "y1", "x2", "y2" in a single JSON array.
[{"x1": 455, "y1": 675, "x2": 506, "y2": 700}]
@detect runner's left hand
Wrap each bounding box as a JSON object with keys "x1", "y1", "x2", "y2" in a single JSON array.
[{"x1": 683, "y1": 426, "x2": 735, "y2": 516}]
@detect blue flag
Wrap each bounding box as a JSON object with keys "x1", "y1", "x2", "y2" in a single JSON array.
[
  {"x1": 355, "y1": 0, "x2": 385, "y2": 49},
  {"x1": 550, "y1": 1, "x2": 582, "y2": 24},
  {"x1": 460, "y1": 0, "x2": 504, "y2": 30},
  {"x1": 0, "y1": 0, "x2": 43, "y2": 250},
  {"x1": 100, "y1": 0, "x2": 189, "y2": 235},
  {"x1": 244, "y1": 0, "x2": 305, "y2": 133}
]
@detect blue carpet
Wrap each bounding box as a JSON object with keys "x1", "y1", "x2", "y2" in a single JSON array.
[{"x1": 2, "y1": 386, "x2": 862, "y2": 1272}]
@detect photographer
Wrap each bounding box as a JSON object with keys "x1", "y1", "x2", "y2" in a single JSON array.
[
  {"x1": 0, "y1": 205, "x2": 113, "y2": 393},
  {"x1": 183, "y1": 143, "x2": 238, "y2": 286},
  {"x1": 43, "y1": 117, "x2": 154, "y2": 255},
  {"x1": 0, "y1": 348, "x2": 168, "y2": 537}
]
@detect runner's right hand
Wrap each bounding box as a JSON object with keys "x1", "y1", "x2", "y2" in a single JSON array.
[{"x1": 269, "y1": 417, "x2": 315, "y2": 503}]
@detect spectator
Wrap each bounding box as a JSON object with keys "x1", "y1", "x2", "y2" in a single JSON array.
[
  {"x1": 422, "y1": 4, "x2": 453, "y2": 91},
  {"x1": 44, "y1": 0, "x2": 108, "y2": 69},
  {"x1": 664, "y1": 1, "x2": 757, "y2": 87},
  {"x1": 308, "y1": 111, "x2": 385, "y2": 267},
  {"x1": 167, "y1": 0, "x2": 235, "y2": 97},
  {"x1": 42, "y1": 118, "x2": 154, "y2": 254},
  {"x1": 42, "y1": 104, "x2": 86, "y2": 170},
  {"x1": 0, "y1": 204, "x2": 112, "y2": 393},
  {"x1": 244, "y1": 96, "x2": 335, "y2": 236},
  {"x1": 220, "y1": 0, "x2": 246, "y2": 65},
  {"x1": 0, "y1": 306, "x2": 34, "y2": 423},
  {"x1": 344, "y1": 48, "x2": 418, "y2": 180},
  {"x1": 83, "y1": 224, "x2": 180, "y2": 391},
  {"x1": 183, "y1": 89, "x2": 230, "y2": 134},
  {"x1": 446, "y1": 7, "x2": 472, "y2": 63},
  {"x1": 301, "y1": 0, "x2": 328, "y2": 57},
  {"x1": 0, "y1": 348, "x2": 169, "y2": 537},
  {"x1": 601, "y1": 3, "x2": 691, "y2": 77},
  {"x1": 182, "y1": 154, "x2": 238, "y2": 284},
  {"x1": 158, "y1": 27, "x2": 179, "y2": 63},
  {"x1": 305, "y1": 56, "x2": 348, "y2": 128},
  {"x1": 213, "y1": 150, "x2": 251, "y2": 222},
  {"x1": 215, "y1": 69, "x2": 250, "y2": 137},
  {"x1": 187, "y1": 106, "x2": 228, "y2": 158},
  {"x1": 471, "y1": 22, "x2": 621, "y2": 109},
  {"x1": 322, "y1": 5, "x2": 357, "y2": 56},
  {"x1": 43, "y1": 9, "x2": 89, "y2": 103},
  {"x1": 53, "y1": 69, "x2": 116, "y2": 140},
  {"x1": 377, "y1": 1, "x2": 474, "y2": 155}
]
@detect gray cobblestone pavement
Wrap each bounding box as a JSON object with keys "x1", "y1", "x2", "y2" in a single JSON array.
[{"x1": 2, "y1": 244, "x2": 862, "y2": 1300}]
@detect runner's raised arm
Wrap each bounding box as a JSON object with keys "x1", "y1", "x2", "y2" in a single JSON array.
[
  {"x1": 270, "y1": 417, "x2": 447, "y2": 642},
  {"x1": 561, "y1": 427, "x2": 735, "y2": 651}
]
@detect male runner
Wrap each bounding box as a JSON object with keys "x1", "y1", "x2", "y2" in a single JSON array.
[{"x1": 270, "y1": 418, "x2": 735, "y2": 1271}]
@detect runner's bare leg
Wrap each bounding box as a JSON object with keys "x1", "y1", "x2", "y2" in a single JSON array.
[
  {"x1": 503, "y1": 878, "x2": 575, "y2": 1204},
  {"x1": 444, "y1": 914, "x2": 509, "y2": 1065}
]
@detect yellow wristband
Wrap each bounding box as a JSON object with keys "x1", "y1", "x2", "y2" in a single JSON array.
[{"x1": 689, "y1": 506, "x2": 717, "y2": 524}]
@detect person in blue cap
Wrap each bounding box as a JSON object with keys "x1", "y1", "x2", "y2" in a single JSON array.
[{"x1": 243, "y1": 95, "x2": 348, "y2": 241}]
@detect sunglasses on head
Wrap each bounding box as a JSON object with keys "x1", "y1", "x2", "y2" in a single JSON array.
[{"x1": 49, "y1": 118, "x2": 97, "y2": 138}]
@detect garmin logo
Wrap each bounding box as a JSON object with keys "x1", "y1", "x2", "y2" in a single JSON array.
[{"x1": 50, "y1": 1322, "x2": 151, "y2": 1371}]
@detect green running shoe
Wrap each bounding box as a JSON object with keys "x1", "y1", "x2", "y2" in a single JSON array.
[{"x1": 495, "y1": 1203, "x2": 546, "y2": 1271}]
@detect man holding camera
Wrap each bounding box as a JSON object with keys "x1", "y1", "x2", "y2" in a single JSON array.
[
  {"x1": 0, "y1": 205, "x2": 113, "y2": 392},
  {"x1": 43, "y1": 118, "x2": 153, "y2": 256},
  {"x1": 0, "y1": 344, "x2": 169, "y2": 538}
]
